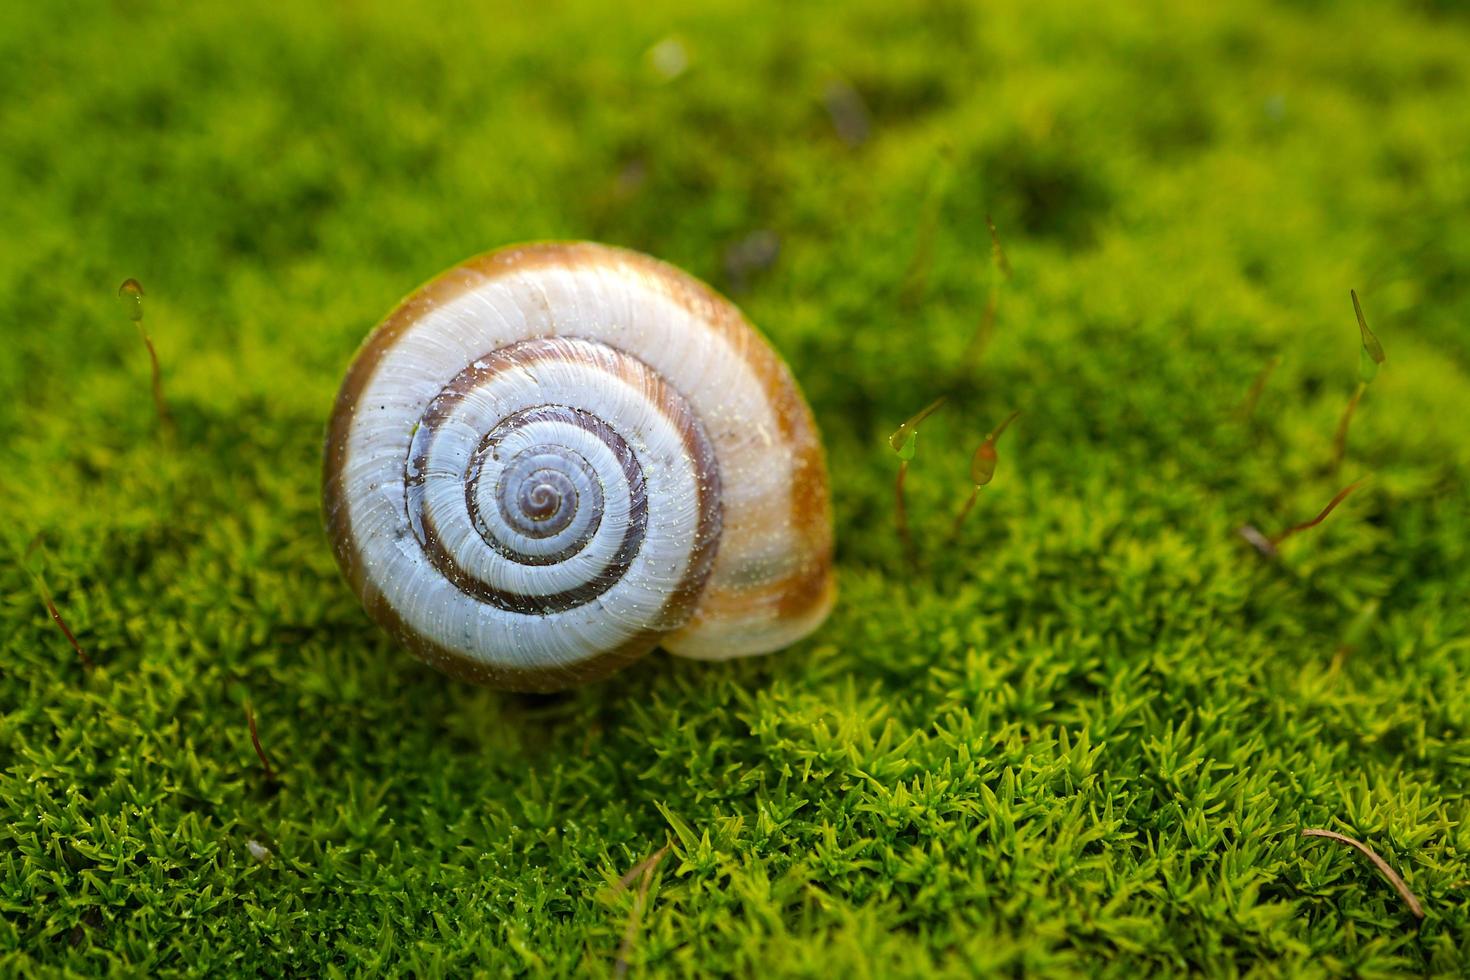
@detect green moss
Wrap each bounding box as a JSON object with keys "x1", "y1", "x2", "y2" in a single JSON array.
[{"x1": 3, "y1": 0, "x2": 1468, "y2": 974}]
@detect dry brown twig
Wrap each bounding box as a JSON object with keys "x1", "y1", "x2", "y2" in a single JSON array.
[{"x1": 1301, "y1": 828, "x2": 1424, "y2": 920}]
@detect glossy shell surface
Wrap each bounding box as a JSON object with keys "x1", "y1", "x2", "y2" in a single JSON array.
[{"x1": 323, "y1": 242, "x2": 834, "y2": 690}]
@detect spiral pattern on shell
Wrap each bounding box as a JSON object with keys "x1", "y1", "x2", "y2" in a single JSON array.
[{"x1": 323, "y1": 242, "x2": 834, "y2": 690}]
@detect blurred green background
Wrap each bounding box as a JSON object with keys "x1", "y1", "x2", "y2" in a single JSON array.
[{"x1": 3, "y1": 0, "x2": 1468, "y2": 974}]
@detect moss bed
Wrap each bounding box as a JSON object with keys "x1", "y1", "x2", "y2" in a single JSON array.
[{"x1": 2, "y1": 0, "x2": 1468, "y2": 974}]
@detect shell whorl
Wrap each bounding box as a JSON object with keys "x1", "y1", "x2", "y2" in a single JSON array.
[
  {"x1": 402, "y1": 337, "x2": 720, "y2": 621},
  {"x1": 323, "y1": 242, "x2": 834, "y2": 691}
]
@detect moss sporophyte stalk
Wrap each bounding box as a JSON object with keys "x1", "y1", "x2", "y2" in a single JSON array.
[
  {"x1": 118, "y1": 278, "x2": 173, "y2": 436},
  {"x1": 23, "y1": 536, "x2": 92, "y2": 669},
  {"x1": 888, "y1": 396, "x2": 946, "y2": 568},
  {"x1": 1332, "y1": 289, "x2": 1387, "y2": 475},
  {"x1": 950, "y1": 410, "x2": 1020, "y2": 542}
]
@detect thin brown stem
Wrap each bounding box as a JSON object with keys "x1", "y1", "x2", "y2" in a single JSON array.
[
  {"x1": 1269, "y1": 477, "x2": 1368, "y2": 547},
  {"x1": 948, "y1": 489, "x2": 978, "y2": 543},
  {"x1": 39, "y1": 580, "x2": 94, "y2": 668},
  {"x1": 1302, "y1": 828, "x2": 1423, "y2": 919},
  {"x1": 136, "y1": 326, "x2": 174, "y2": 435},
  {"x1": 1330, "y1": 383, "x2": 1365, "y2": 476},
  {"x1": 896, "y1": 460, "x2": 916, "y2": 569},
  {"x1": 245, "y1": 701, "x2": 277, "y2": 781},
  {"x1": 614, "y1": 845, "x2": 670, "y2": 893},
  {"x1": 986, "y1": 214, "x2": 1012, "y2": 281},
  {"x1": 888, "y1": 397, "x2": 946, "y2": 570},
  {"x1": 613, "y1": 845, "x2": 670, "y2": 978},
  {"x1": 25, "y1": 539, "x2": 93, "y2": 669},
  {"x1": 901, "y1": 154, "x2": 953, "y2": 308},
  {"x1": 1239, "y1": 355, "x2": 1280, "y2": 421},
  {"x1": 119, "y1": 279, "x2": 173, "y2": 436},
  {"x1": 964, "y1": 287, "x2": 999, "y2": 367},
  {"x1": 963, "y1": 217, "x2": 1011, "y2": 367}
]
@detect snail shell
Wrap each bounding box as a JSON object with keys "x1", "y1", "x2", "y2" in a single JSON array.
[{"x1": 323, "y1": 242, "x2": 834, "y2": 691}]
